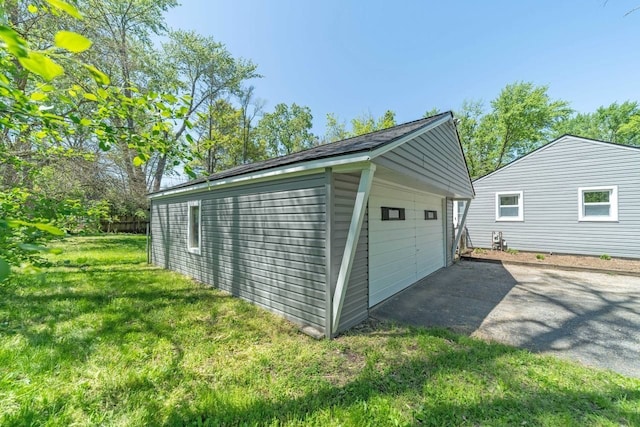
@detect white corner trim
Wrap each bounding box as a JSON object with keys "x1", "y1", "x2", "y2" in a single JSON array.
[
  {"x1": 368, "y1": 115, "x2": 451, "y2": 159},
  {"x1": 332, "y1": 163, "x2": 376, "y2": 334},
  {"x1": 578, "y1": 185, "x2": 618, "y2": 222},
  {"x1": 495, "y1": 191, "x2": 524, "y2": 222},
  {"x1": 149, "y1": 152, "x2": 372, "y2": 200}
]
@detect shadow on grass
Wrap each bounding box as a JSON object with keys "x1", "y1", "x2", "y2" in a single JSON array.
[
  {"x1": 0, "y1": 266, "x2": 231, "y2": 369},
  {"x1": 162, "y1": 325, "x2": 640, "y2": 426}
]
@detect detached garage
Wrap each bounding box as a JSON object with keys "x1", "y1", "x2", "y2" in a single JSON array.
[{"x1": 149, "y1": 112, "x2": 474, "y2": 338}]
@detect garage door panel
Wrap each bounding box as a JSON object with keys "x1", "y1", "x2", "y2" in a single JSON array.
[
  {"x1": 370, "y1": 272, "x2": 418, "y2": 304},
  {"x1": 369, "y1": 179, "x2": 445, "y2": 307},
  {"x1": 370, "y1": 252, "x2": 417, "y2": 271}
]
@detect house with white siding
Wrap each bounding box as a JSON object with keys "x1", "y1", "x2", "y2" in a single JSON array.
[
  {"x1": 148, "y1": 112, "x2": 474, "y2": 338},
  {"x1": 465, "y1": 135, "x2": 640, "y2": 259}
]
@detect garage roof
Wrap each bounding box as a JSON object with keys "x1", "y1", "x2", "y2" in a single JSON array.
[{"x1": 150, "y1": 112, "x2": 453, "y2": 196}]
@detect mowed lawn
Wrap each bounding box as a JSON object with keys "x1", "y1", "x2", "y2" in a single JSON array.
[{"x1": 1, "y1": 235, "x2": 638, "y2": 426}]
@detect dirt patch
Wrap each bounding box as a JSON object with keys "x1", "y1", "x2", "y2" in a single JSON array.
[{"x1": 463, "y1": 249, "x2": 640, "y2": 274}]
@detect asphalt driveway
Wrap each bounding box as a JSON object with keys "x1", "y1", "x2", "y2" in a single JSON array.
[{"x1": 371, "y1": 260, "x2": 640, "y2": 378}]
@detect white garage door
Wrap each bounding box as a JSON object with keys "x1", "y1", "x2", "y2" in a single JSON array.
[{"x1": 369, "y1": 180, "x2": 445, "y2": 307}]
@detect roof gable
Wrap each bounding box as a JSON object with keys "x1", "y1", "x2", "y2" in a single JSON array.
[{"x1": 474, "y1": 134, "x2": 640, "y2": 184}]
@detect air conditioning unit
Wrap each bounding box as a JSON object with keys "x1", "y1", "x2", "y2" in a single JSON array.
[{"x1": 492, "y1": 231, "x2": 507, "y2": 251}]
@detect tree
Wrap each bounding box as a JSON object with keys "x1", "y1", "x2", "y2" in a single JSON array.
[
  {"x1": 148, "y1": 30, "x2": 259, "y2": 191},
  {"x1": 256, "y1": 103, "x2": 315, "y2": 156},
  {"x1": 238, "y1": 85, "x2": 265, "y2": 164},
  {"x1": 323, "y1": 110, "x2": 397, "y2": 143},
  {"x1": 0, "y1": 0, "x2": 194, "y2": 279},
  {"x1": 554, "y1": 101, "x2": 640, "y2": 145},
  {"x1": 480, "y1": 82, "x2": 571, "y2": 170},
  {"x1": 456, "y1": 82, "x2": 571, "y2": 179},
  {"x1": 452, "y1": 100, "x2": 486, "y2": 179}
]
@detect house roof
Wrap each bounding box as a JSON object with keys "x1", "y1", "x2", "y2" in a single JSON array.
[
  {"x1": 150, "y1": 112, "x2": 453, "y2": 195},
  {"x1": 473, "y1": 134, "x2": 640, "y2": 184}
]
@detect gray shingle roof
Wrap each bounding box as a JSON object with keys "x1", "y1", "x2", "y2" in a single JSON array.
[{"x1": 153, "y1": 111, "x2": 452, "y2": 193}]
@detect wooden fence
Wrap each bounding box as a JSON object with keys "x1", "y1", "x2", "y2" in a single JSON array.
[{"x1": 100, "y1": 216, "x2": 149, "y2": 234}]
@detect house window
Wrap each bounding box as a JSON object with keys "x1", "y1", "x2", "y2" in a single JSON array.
[
  {"x1": 578, "y1": 186, "x2": 618, "y2": 222},
  {"x1": 495, "y1": 191, "x2": 523, "y2": 221},
  {"x1": 187, "y1": 201, "x2": 201, "y2": 254}
]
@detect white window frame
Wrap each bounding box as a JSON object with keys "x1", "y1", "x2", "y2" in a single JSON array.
[
  {"x1": 187, "y1": 200, "x2": 202, "y2": 254},
  {"x1": 495, "y1": 191, "x2": 524, "y2": 222},
  {"x1": 578, "y1": 186, "x2": 618, "y2": 222}
]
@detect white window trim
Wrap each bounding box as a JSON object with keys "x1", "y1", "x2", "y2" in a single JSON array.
[
  {"x1": 495, "y1": 191, "x2": 524, "y2": 222},
  {"x1": 187, "y1": 200, "x2": 202, "y2": 254},
  {"x1": 578, "y1": 186, "x2": 618, "y2": 222}
]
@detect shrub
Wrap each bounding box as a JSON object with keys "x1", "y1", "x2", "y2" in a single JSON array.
[
  {"x1": 506, "y1": 248, "x2": 519, "y2": 255},
  {"x1": 600, "y1": 254, "x2": 612, "y2": 261},
  {"x1": 536, "y1": 254, "x2": 545, "y2": 260}
]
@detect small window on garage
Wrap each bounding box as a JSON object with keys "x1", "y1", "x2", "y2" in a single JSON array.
[
  {"x1": 579, "y1": 186, "x2": 618, "y2": 222},
  {"x1": 187, "y1": 200, "x2": 201, "y2": 254},
  {"x1": 381, "y1": 207, "x2": 405, "y2": 221},
  {"x1": 495, "y1": 191, "x2": 523, "y2": 221}
]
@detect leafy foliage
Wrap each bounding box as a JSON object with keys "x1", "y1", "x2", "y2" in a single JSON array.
[
  {"x1": 256, "y1": 103, "x2": 316, "y2": 156},
  {"x1": 324, "y1": 110, "x2": 397, "y2": 143},
  {"x1": 554, "y1": 101, "x2": 640, "y2": 145},
  {"x1": 452, "y1": 82, "x2": 571, "y2": 179}
]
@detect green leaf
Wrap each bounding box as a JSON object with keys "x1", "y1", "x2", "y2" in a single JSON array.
[
  {"x1": 18, "y1": 243, "x2": 49, "y2": 252},
  {"x1": 133, "y1": 156, "x2": 144, "y2": 167},
  {"x1": 44, "y1": 0, "x2": 82, "y2": 19},
  {"x1": 33, "y1": 222, "x2": 65, "y2": 236},
  {"x1": 79, "y1": 118, "x2": 91, "y2": 126},
  {"x1": 6, "y1": 219, "x2": 65, "y2": 235},
  {"x1": 0, "y1": 25, "x2": 28, "y2": 57},
  {"x1": 17, "y1": 244, "x2": 62, "y2": 255},
  {"x1": 28, "y1": 4, "x2": 38, "y2": 13},
  {"x1": 83, "y1": 93, "x2": 98, "y2": 101},
  {"x1": 30, "y1": 92, "x2": 47, "y2": 101},
  {"x1": 0, "y1": 258, "x2": 9, "y2": 282},
  {"x1": 18, "y1": 52, "x2": 64, "y2": 81},
  {"x1": 54, "y1": 31, "x2": 92, "y2": 53},
  {"x1": 83, "y1": 64, "x2": 110, "y2": 85}
]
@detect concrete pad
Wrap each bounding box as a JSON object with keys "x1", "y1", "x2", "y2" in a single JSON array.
[{"x1": 371, "y1": 260, "x2": 640, "y2": 378}]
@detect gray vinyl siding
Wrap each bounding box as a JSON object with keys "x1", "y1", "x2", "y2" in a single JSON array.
[
  {"x1": 150, "y1": 174, "x2": 328, "y2": 332},
  {"x1": 466, "y1": 136, "x2": 640, "y2": 258},
  {"x1": 331, "y1": 173, "x2": 369, "y2": 334},
  {"x1": 374, "y1": 121, "x2": 474, "y2": 199}
]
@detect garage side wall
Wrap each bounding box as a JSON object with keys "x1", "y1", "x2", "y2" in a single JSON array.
[
  {"x1": 150, "y1": 174, "x2": 327, "y2": 333},
  {"x1": 331, "y1": 173, "x2": 369, "y2": 333}
]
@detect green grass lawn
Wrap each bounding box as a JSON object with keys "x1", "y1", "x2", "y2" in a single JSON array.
[{"x1": 1, "y1": 235, "x2": 638, "y2": 426}]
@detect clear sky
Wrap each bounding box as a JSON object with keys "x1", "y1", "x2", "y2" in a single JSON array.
[{"x1": 164, "y1": 0, "x2": 640, "y2": 136}]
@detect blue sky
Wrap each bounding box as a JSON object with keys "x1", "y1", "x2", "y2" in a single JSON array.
[{"x1": 164, "y1": 0, "x2": 640, "y2": 136}]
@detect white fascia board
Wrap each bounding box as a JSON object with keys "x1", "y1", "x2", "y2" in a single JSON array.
[
  {"x1": 149, "y1": 152, "x2": 372, "y2": 200},
  {"x1": 368, "y1": 115, "x2": 452, "y2": 159}
]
